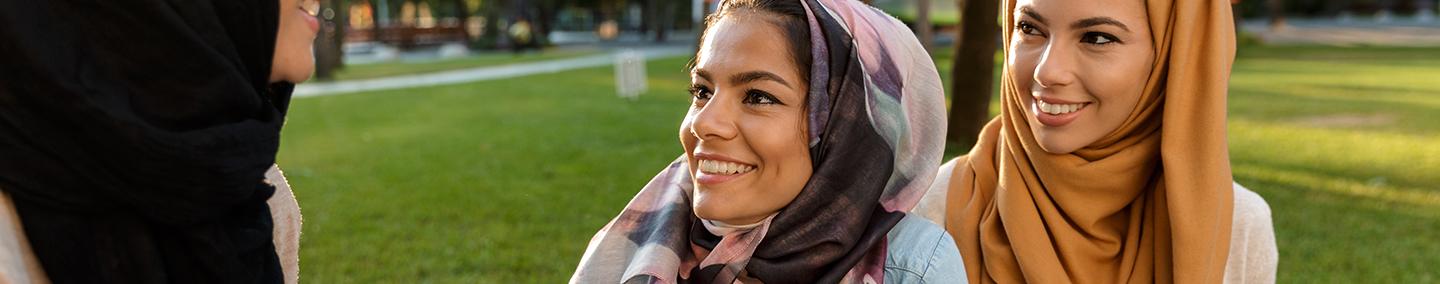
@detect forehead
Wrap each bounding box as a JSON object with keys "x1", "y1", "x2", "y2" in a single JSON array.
[
  {"x1": 694, "y1": 15, "x2": 801, "y2": 80},
  {"x1": 1014, "y1": 0, "x2": 1148, "y2": 23}
]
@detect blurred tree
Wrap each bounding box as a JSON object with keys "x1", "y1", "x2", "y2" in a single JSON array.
[
  {"x1": 1268, "y1": 0, "x2": 1286, "y2": 30},
  {"x1": 1233, "y1": 0, "x2": 1244, "y2": 35},
  {"x1": 653, "y1": 0, "x2": 674, "y2": 42},
  {"x1": 370, "y1": 0, "x2": 388, "y2": 42},
  {"x1": 315, "y1": 0, "x2": 350, "y2": 81},
  {"x1": 917, "y1": 0, "x2": 933, "y2": 51},
  {"x1": 452, "y1": 0, "x2": 471, "y2": 43},
  {"x1": 947, "y1": 0, "x2": 1000, "y2": 148},
  {"x1": 536, "y1": 1, "x2": 557, "y2": 46},
  {"x1": 698, "y1": 0, "x2": 713, "y2": 34}
]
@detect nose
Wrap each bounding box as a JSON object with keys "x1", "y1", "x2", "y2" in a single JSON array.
[
  {"x1": 689, "y1": 94, "x2": 739, "y2": 141},
  {"x1": 1033, "y1": 42, "x2": 1078, "y2": 89}
]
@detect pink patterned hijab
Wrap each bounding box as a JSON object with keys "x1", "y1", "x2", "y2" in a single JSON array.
[{"x1": 572, "y1": 0, "x2": 946, "y2": 282}]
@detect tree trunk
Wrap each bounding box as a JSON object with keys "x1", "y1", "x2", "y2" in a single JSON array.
[
  {"x1": 453, "y1": 0, "x2": 470, "y2": 43},
  {"x1": 653, "y1": 0, "x2": 670, "y2": 42},
  {"x1": 1232, "y1": 1, "x2": 1243, "y2": 36},
  {"x1": 314, "y1": 0, "x2": 349, "y2": 81},
  {"x1": 639, "y1": 0, "x2": 651, "y2": 34},
  {"x1": 697, "y1": 0, "x2": 712, "y2": 37},
  {"x1": 946, "y1": 0, "x2": 1000, "y2": 148},
  {"x1": 1267, "y1": 0, "x2": 1285, "y2": 31},
  {"x1": 371, "y1": 0, "x2": 387, "y2": 42},
  {"x1": 536, "y1": 2, "x2": 557, "y2": 47},
  {"x1": 917, "y1": 0, "x2": 933, "y2": 51}
]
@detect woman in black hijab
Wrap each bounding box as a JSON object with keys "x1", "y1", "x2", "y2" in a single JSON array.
[{"x1": 0, "y1": 0, "x2": 318, "y2": 282}]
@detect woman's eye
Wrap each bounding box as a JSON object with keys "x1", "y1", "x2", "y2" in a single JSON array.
[
  {"x1": 1082, "y1": 32, "x2": 1119, "y2": 45},
  {"x1": 742, "y1": 90, "x2": 779, "y2": 105},
  {"x1": 1017, "y1": 21, "x2": 1043, "y2": 36},
  {"x1": 689, "y1": 85, "x2": 712, "y2": 101}
]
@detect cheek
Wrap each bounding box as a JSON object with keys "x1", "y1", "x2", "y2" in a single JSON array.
[
  {"x1": 285, "y1": 29, "x2": 315, "y2": 61},
  {"x1": 744, "y1": 115, "x2": 811, "y2": 196},
  {"x1": 279, "y1": 10, "x2": 315, "y2": 60},
  {"x1": 678, "y1": 113, "x2": 698, "y2": 153},
  {"x1": 1007, "y1": 45, "x2": 1040, "y2": 92},
  {"x1": 1087, "y1": 56, "x2": 1150, "y2": 122},
  {"x1": 270, "y1": 16, "x2": 316, "y2": 82}
]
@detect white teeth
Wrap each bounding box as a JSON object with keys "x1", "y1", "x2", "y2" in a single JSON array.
[
  {"x1": 698, "y1": 159, "x2": 756, "y2": 175},
  {"x1": 1036, "y1": 100, "x2": 1086, "y2": 115}
]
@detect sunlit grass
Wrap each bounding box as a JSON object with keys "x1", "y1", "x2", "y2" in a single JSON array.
[{"x1": 1228, "y1": 45, "x2": 1440, "y2": 283}]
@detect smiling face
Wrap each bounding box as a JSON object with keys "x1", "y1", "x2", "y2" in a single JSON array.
[
  {"x1": 1009, "y1": 0, "x2": 1155, "y2": 154},
  {"x1": 682, "y1": 12, "x2": 812, "y2": 225},
  {"x1": 270, "y1": 0, "x2": 320, "y2": 83}
]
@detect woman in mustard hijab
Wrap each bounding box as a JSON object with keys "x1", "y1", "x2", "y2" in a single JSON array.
[{"x1": 912, "y1": 0, "x2": 1279, "y2": 282}]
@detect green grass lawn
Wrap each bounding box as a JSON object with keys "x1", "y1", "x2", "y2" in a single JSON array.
[
  {"x1": 328, "y1": 48, "x2": 601, "y2": 81},
  {"x1": 276, "y1": 45, "x2": 1440, "y2": 282}
]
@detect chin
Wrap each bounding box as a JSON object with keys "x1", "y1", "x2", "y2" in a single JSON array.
[
  {"x1": 1037, "y1": 140, "x2": 1077, "y2": 154},
  {"x1": 269, "y1": 51, "x2": 315, "y2": 83},
  {"x1": 691, "y1": 193, "x2": 758, "y2": 224},
  {"x1": 690, "y1": 198, "x2": 726, "y2": 221},
  {"x1": 274, "y1": 67, "x2": 313, "y2": 83},
  {"x1": 292, "y1": 70, "x2": 314, "y2": 83},
  {"x1": 1034, "y1": 132, "x2": 1084, "y2": 154}
]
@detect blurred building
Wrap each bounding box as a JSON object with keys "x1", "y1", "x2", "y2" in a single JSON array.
[{"x1": 332, "y1": 0, "x2": 702, "y2": 51}]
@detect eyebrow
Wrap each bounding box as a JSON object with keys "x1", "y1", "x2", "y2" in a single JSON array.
[
  {"x1": 1019, "y1": 6, "x2": 1046, "y2": 24},
  {"x1": 731, "y1": 71, "x2": 792, "y2": 88},
  {"x1": 1073, "y1": 17, "x2": 1131, "y2": 32},
  {"x1": 692, "y1": 69, "x2": 793, "y2": 88},
  {"x1": 1018, "y1": 6, "x2": 1131, "y2": 33}
]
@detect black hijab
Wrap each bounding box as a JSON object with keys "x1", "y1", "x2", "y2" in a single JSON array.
[{"x1": 0, "y1": 0, "x2": 291, "y2": 282}]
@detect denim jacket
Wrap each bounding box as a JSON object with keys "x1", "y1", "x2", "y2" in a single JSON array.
[{"x1": 884, "y1": 213, "x2": 968, "y2": 284}]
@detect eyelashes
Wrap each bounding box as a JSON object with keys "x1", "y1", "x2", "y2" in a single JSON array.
[
  {"x1": 687, "y1": 84, "x2": 785, "y2": 106},
  {"x1": 688, "y1": 85, "x2": 712, "y2": 100},
  {"x1": 1081, "y1": 32, "x2": 1121, "y2": 45},
  {"x1": 1015, "y1": 20, "x2": 1124, "y2": 46},
  {"x1": 1017, "y1": 21, "x2": 1043, "y2": 37},
  {"x1": 742, "y1": 90, "x2": 780, "y2": 105}
]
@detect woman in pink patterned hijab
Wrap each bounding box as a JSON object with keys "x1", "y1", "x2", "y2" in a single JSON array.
[{"x1": 572, "y1": 0, "x2": 961, "y2": 282}]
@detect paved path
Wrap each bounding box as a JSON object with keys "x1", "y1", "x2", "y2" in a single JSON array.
[{"x1": 293, "y1": 46, "x2": 692, "y2": 98}]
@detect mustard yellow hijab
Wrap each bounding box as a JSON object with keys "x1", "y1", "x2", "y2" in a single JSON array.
[{"x1": 943, "y1": 0, "x2": 1236, "y2": 283}]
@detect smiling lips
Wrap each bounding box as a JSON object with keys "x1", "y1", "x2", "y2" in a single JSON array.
[
  {"x1": 693, "y1": 154, "x2": 757, "y2": 185},
  {"x1": 1033, "y1": 97, "x2": 1091, "y2": 127},
  {"x1": 698, "y1": 159, "x2": 756, "y2": 175},
  {"x1": 301, "y1": 9, "x2": 320, "y2": 34}
]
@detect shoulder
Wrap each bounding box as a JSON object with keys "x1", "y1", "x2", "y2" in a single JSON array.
[
  {"x1": 1231, "y1": 183, "x2": 1272, "y2": 221},
  {"x1": 1229, "y1": 182, "x2": 1276, "y2": 248},
  {"x1": 884, "y1": 213, "x2": 967, "y2": 284},
  {"x1": 265, "y1": 165, "x2": 303, "y2": 284},
  {"x1": 1224, "y1": 182, "x2": 1279, "y2": 284},
  {"x1": 912, "y1": 158, "x2": 960, "y2": 226}
]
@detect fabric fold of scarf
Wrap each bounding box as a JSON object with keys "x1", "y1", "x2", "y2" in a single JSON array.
[
  {"x1": 571, "y1": 0, "x2": 947, "y2": 283},
  {"x1": 943, "y1": 0, "x2": 1237, "y2": 283},
  {"x1": 0, "y1": 0, "x2": 291, "y2": 282}
]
